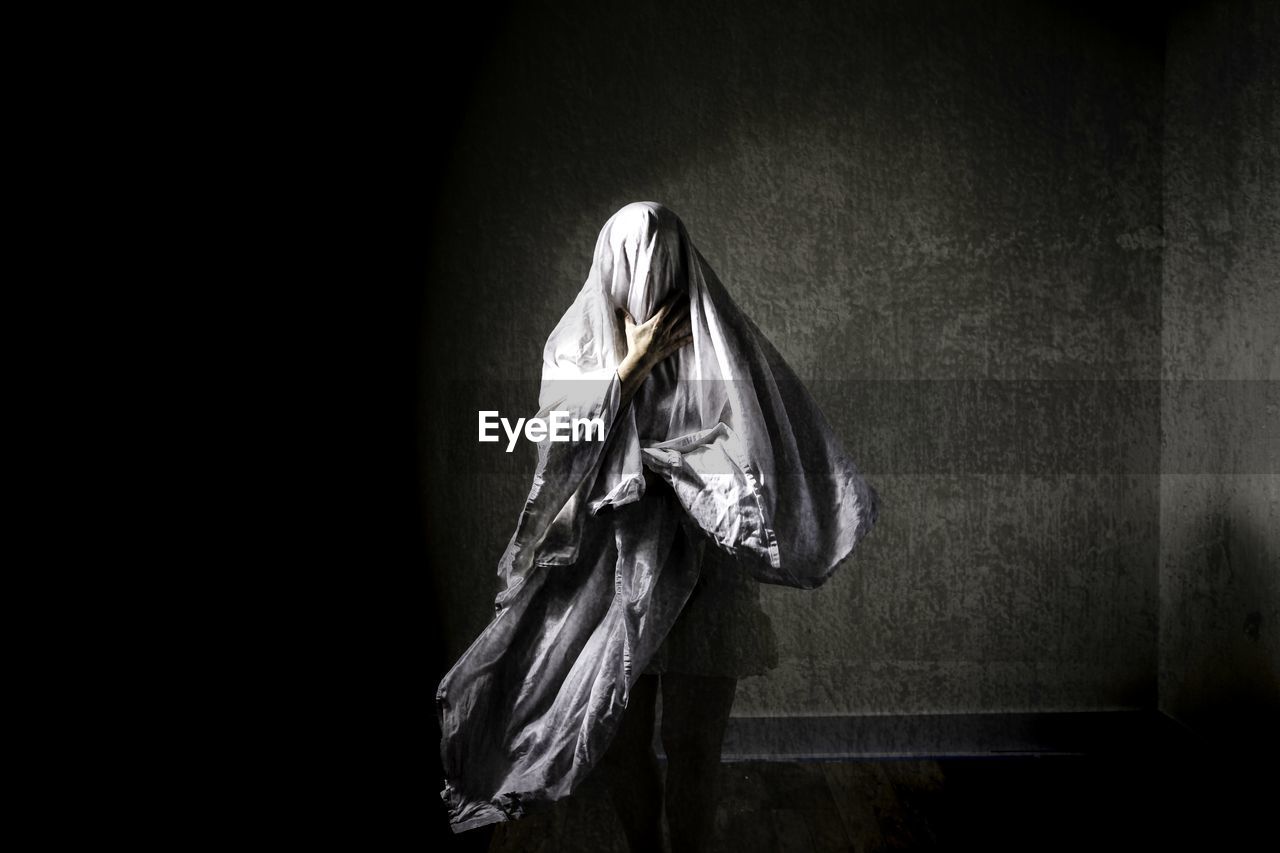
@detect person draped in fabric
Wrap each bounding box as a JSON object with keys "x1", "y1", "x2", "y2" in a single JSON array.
[{"x1": 436, "y1": 202, "x2": 880, "y2": 846}]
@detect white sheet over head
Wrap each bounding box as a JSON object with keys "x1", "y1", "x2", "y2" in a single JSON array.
[
  {"x1": 535, "y1": 200, "x2": 879, "y2": 587},
  {"x1": 437, "y1": 202, "x2": 880, "y2": 833}
]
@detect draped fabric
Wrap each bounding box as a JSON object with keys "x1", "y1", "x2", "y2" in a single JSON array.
[{"x1": 436, "y1": 202, "x2": 880, "y2": 832}]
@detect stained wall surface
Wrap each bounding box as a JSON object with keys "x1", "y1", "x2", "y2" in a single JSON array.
[
  {"x1": 1159, "y1": 0, "x2": 1280, "y2": 747},
  {"x1": 423, "y1": 0, "x2": 1167, "y2": 716}
]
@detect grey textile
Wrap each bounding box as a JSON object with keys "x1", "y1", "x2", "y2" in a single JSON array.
[
  {"x1": 436, "y1": 202, "x2": 880, "y2": 832},
  {"x1": 642, "y1": 523, "x2": 780, "y2": 678}
]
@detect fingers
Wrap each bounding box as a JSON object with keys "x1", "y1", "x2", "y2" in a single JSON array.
[
  {"x1": 671, "y1": 310, "x2": 692, "y2": 341},
  {"x1": 670, "y1": 296, "x2": 692, "y2": 331},
  {"x1": 657, "y1": 294, "x2": 690, "y2": 334},
  {"x1": 666, "y1": 287, "x2": 690, "y2": 315},
  {"x1": 650, "y1": 298, "x2": 673, "y2": 326},
  {"x1": 652, "y1": 287, "x2": 689, "y2": 323},
  {"x1": 638, "y1": 290, "x2": 691, "y2": 345},
  {"x1": 669, "y1": 294, "x2": 691, "y2": 324},
  {"x1": 670, "y1": 318, "x2": 691, "y2": 348},
  {"x1": 659, "y1": 333, "x2": 694, "y2": 363}
]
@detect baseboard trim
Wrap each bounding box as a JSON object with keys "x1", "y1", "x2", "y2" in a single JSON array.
[{"x1": 655, "y1": 710, "x2": 1195, "y2": 761}]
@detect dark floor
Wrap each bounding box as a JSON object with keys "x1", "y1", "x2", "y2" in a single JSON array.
[{"x1": 475, "y1": 752, "x2": 1273, "y2": 852}]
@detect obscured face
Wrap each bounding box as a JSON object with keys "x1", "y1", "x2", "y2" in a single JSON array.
[{"x1": 600, "y1": 201, "x2": 688, "y2": 323}]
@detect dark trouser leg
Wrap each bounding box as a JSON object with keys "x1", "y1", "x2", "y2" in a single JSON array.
[
  {"x1": 660, "y1": 673, "x2": 737, "y2": 853},
  {"x1": 600, "y1": 672, "x2": 664, "y2": 852}
]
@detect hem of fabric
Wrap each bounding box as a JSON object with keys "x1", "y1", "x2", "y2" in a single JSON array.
[
  {"x1": 449, "y1": 807, "x2": 510, "y2": 834},
  {"x1": 808, "y1": 467, "x2": 880, "y2": 588},
  {"x1": 587, "y1": 472, "x2": 644, "y2": 514},
  {"x1": 441, "y1": 781, "x2": 526, "y2": 835},
  {"x1": 714, "y1": 429, "x2": 782, "y2": 573}
]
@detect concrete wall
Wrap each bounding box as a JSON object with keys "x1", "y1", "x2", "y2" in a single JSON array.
[
  {"x1": 423, "y1": 0, "x2": 1167, "y2": 716},
  {"x1": 1159, "y1": 0, "x2": 1280, "y2": 748}
]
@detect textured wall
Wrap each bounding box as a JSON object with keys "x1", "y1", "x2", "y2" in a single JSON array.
[
  {"x1": 1159, "y1": 0, "x2": 1280, "y2": 747},
  {"x1": 423, "y1": 0, "x2": 1166, "y2": 716}
]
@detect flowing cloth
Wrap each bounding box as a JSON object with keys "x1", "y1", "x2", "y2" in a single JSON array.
[{"x1": 436, "y1": 202, "x2": 880, "y2": 832}]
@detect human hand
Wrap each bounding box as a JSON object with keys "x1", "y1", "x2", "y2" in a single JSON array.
[
  {"x1": 620, "y1": 290, "x2": 693, "y2": 372},
  {"x1": 617, "y1": 290, "x2": 693, "y2": 406}
]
